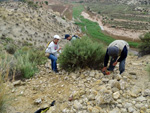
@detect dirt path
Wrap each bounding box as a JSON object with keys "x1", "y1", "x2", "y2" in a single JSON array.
[
  {"x1": 81, "y1": 11, "x2": 144, "y2": 41},
  {"x1": 61, "y1": 5, "x2": 69, "y2": 16}
]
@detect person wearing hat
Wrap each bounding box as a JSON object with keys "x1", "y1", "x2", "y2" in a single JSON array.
[
  {"x1": 45, "y1": 35, "x2": 61, "y2": 73},
  {"x1": 102, "y1": 40, "x2": 129, "y2": 75},
  {"x1": 64, "y1": 34, "x2": 79, "y2": 42}
]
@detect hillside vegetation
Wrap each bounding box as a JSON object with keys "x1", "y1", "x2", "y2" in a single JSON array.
[{"x1": 73, "y1": 4, "x2": 140, "y2": 47}]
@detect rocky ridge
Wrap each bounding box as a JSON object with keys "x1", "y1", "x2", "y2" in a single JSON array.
[
  {"x1": 6, "y1": 55, "x2": 150, "y2": 113},
  {"x1": 0, "y1": 2, "x2": 78, "y2": 47}
]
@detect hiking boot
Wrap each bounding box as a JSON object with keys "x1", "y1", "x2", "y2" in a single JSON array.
[{"x1": 54, "y1": 70, "x2": 59, "y2": 73}]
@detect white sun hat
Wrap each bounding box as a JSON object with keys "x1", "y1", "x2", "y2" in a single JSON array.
[{"x1": 54, "y1": 35, "x2": 61, "y2": 40}]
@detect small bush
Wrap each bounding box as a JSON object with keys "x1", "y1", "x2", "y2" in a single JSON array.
[
  {"x1": 58, "y1": 37, "x2": 105, "y2": 71},
  {"x1": 139, "y1": 32, "x2": 150, "y2": 56},
  {"x1": 45, "y1": 1, "x2": 48, "y2": 5},
  {"x1": 14, "y1": 47, "x2": 47, "y2": 78},
  {"x1": 15, "y1": 50, "x2": 38, "y2": 78}
]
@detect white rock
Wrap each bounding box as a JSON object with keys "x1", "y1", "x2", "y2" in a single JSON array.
[
  {"x1": 128, "y1": 107, "x2": 135, "y2": 113},
  {"x1": 73, "y1": 100, "x2": 82, "y2": 110},
  {"x1": 121, "y1": 108, "x2": 127, "y2": 113},
  {"x1": 113, "y1": 91, "x2": 120, "y2": 100},
  {"x1": 13, "y1": 80, "x2": 21, "y2": 86},
  {"x1": 109, "y1": 108, "x2": 121, "y2": 113},
  {"x1": 136, "y1": 96, "x2": 147, "y2": 102},
  {"x1": 89, "y1": 71, "x2": 95, "y2": 77},
  {"x1": 135, "y1": 103, "x2": 144, "y2": 108},
  {"x1": 143, "y1": 89, "x2": 150, "y2": 96},
  {"x1": 34, "y1": 98, "x2": 42, "y2": 105},
  {"x1": 124, "y1": 103, "x2": 132, "y2": 108}
]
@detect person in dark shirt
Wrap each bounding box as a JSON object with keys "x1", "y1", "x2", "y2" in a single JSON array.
[{"x1": 102, "y1": 40, "x2": 129, "y2": 75}]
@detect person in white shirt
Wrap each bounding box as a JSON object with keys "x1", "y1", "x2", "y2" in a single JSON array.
[{"x1": 45, "y1": 35, "x2": 61, "y2": 73}]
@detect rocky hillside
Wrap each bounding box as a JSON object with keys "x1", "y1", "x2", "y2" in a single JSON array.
[
  {"x1": 0, "y1": 2, "x2": 78, "y2": 47},
  {"x1": 6, "y1": 54, "x2": 150, "y2": 113}
]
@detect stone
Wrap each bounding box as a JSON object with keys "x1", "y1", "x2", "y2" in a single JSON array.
[
  {"x1": 13, "y1": 80, "x2": 21, "y2": 86},
  {"x1": 136, "y1": 96, "x2": 147, "y2": 102},
  {"x1": 135, "y1": 103, "x2": 144, "y2": 109},
  {"x1": 92, "y1": 106, "x2": 101, "y2": 113},
  {"x1": 96, "y1": 90, "x2": 113, "y2": 105},
  {"x1": 113, "y1": 91, "x2": 120, "y2": 100},
  {"x1": 115, "y1": 74, "x2": 122, "y2": 81},
  {"x1": 93, "y1": 80, "x2": 102, "y2": 85},
  {"x1": 102, "y1": 78, "x2": 109, "y2": 82},
  {"x1": 124, "y1": 103, "x2": 132, "y2": 109},
  {"x1": 146, "y1": 109, "x2": 150, "y2": 113},
  {"x1": 128, "y1": 107, "x2": 135, "y2": 113},
  {"x1": 71, "y1": 90, "x2": 86, "y2": 100},
  {"x1": 73, "y1": 100, "x2": 82, "y2": 110},
  {"x1": 88, "y1": 94, "x2": 96, "y2": 101},
  {"x1": 129, "y1": 72, "x2": 136, "y2": 75},
  {"x1": 143, "y1": 89, "x2": 150, "y2": 96},
  {"x1": 87, "y1": 105, "x2": 93, "y2": 112},
  {"x1": 89, "y1": 70, "x2": 95, "y2": 77},
  {"x1": 34, "y1": 98, "x2": 42, "y2": 105},
  {"x1": 119, "y1": 80, "x2": 127, "y2": 90},
  {"x1": 130, "y1": 86, "x2": 142, "y2": 97},
  {"x1": 109, "y1": 108, "x2": 121, "y2": 113},
  {"x1": 121, "y1": 108, "x2": 127, "y2": 113}
]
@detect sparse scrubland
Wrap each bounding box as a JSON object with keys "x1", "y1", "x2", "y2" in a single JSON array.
[{"x1": 0, "y1": 1, "x2": 150, "y2": 113}]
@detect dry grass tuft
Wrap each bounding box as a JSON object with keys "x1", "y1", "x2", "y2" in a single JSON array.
[{"x1": 0, "y1": 57, "x2": 10, "y2": 113}]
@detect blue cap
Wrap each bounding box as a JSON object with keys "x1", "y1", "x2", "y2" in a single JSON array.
[
  {"x1": 108, "y1": 46, "x2": 119, "y2": 57},
  {"x1": 65, "y1": 34, "x2": 70, "y2": 39}
]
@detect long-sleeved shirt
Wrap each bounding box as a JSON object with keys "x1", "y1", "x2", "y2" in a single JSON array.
[
  {"x1": 104, "y1": 46, "x2": 128, "y2": 67},
  {"x1": 45, "y1": 41, "x2": 60, "y2": 57}
]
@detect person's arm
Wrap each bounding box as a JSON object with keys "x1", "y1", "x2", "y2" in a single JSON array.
[
  {"x1": 117, "y1": 46, "x2": 128, "y2": 62},
  {"x1": 104, "y1": 49, "x2": 109, "y2": 67}
]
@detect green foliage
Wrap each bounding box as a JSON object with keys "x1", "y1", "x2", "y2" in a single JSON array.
[
  {"x1": 14, "y1": 47, "x2": 47, "y2": 78},
  {"x1": 20, "y1": 0, "x2": 38, "y2": 8},
  {"x1": 58, "y1": 37, "x2": 105, "y2": 71},
  {"x1": 15, "y1": 51, "x2": 37, "y2": 78},
  {"x1": 139, "y1": 32, "x2": 150, "y2": 56},
  {"x1": 72, "y1": 4, "x2": 139, "y2": 48},
  {"x1": 45, "y1": 1, "x2": 48, "y2": 5}
]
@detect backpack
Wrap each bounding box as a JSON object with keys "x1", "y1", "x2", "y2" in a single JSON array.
[
  {"x1": 72, "y1": 35, "x2": 80, "y2": 39},
  {"x1": 46, "y1": 41, "x2": 51, "y2": 48}
]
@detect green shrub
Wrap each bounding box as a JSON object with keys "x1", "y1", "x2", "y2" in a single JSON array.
[
  {"x1": 58, "y1": 37, "x2": 105, "y2": 71},
  {"x1": 139, "y1": 32, "x2": 150, "y2": 56},
  {"x1": 45, "y1": 1, "x2": 48, "y2": 5},
  {"x1": 15, "y1": 50, "x2": 38, "y2": 78},
  {"x1": 14, "y1": 47, "x2": 47, "y2": 78}
]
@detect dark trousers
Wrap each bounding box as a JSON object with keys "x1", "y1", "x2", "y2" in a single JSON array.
[{"x1": 108, "y1": 57, "x2": 126, "y2": 74}]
